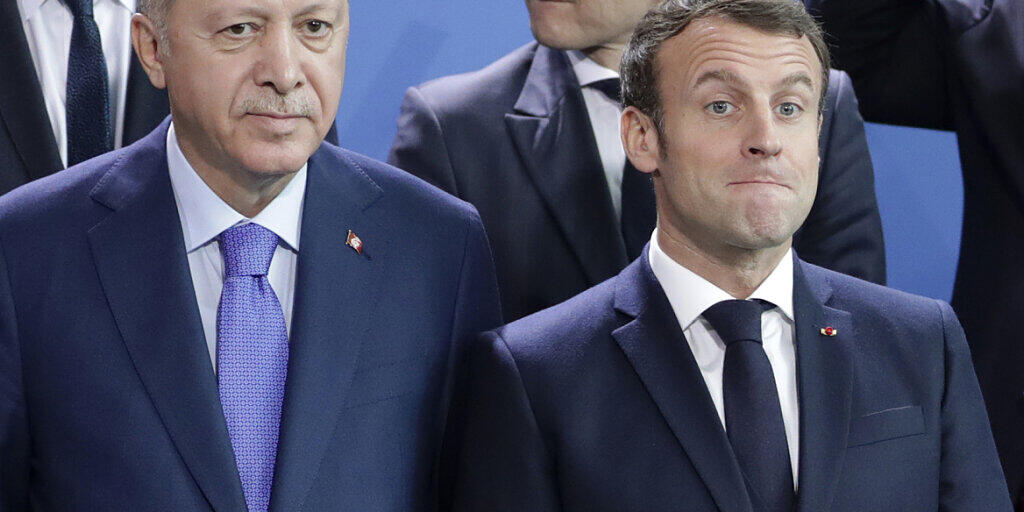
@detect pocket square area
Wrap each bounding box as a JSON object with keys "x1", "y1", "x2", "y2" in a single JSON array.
[{"x1": 847, "y1": 405, "x2": 925, "y2": 447}]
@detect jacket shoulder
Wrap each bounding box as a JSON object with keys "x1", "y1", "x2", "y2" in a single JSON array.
[
  {"x1": 408, "y1": 43, "x2": 539, "y2": 117},
  {"x1": 491, "y1": 276, "x2": 620, "y2": 364},
  {"x1": 322, "y1": 144, "x2": 481, "y2": 223}
]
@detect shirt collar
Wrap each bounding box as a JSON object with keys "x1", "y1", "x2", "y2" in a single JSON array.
[
  {"x1": 20, "y1": 0, "x2": 137, "y2": 18},
  {"x1": 648, "y1": 230, "x2": 795, "y2": 331},
  {"x1": 166, "y1": 122, "x2": 306, "y2": 253},
  {"x1": 566, "y1": 50, "x2": 620, "y2": 88}
]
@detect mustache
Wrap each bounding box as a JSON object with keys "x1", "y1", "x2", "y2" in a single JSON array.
[{"x1": 240, "y1": 94, "x2": 317, "y2": 117}]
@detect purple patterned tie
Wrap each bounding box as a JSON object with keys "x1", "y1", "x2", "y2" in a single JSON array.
[{"x1": 217, "y1": 223, "x2": 289, "y2": 512}]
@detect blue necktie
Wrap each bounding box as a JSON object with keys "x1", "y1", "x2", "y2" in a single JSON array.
[
  {"x1": 590, "y1": 78, "x2": 657, "y2": 260},
  {"x1": 217, "y1": 223, "x2": 289, "y2": 512},
  {"x1": 64, "y1": 0, "x2": 112, "y2": 166},
  {"x1": 703, "y1": 299, "x2": 795, "y2": 512}
]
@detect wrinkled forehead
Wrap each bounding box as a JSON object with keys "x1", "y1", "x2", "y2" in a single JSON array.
[
  {"x1": 168, "y1": 0, "x2": 349, "y2": 21},
  {"x1": 659, "y1": 17, "x2": 821, "y2": 93}
]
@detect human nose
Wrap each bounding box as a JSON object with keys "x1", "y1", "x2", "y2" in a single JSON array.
[
  {"x1": 743, "y1": 107, "x2": 783, "y2": 159},
  {"x1": 253, "y1": 25, "x2": 303, "y2": 95}
]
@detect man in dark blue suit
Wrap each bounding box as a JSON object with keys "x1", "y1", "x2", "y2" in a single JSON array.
[
  {"x1": 453, "y1": 1, "x2": 1009, "y2": 510},
  {"x1": 389, "y1": 0, "x2": 885, "y2": 323},
  {"x1": 0, "y1": 0, "x2": 168, "y2": 195},
  {"x1": 804, "y1": 0, "x2": 1024, "y2": 503},
  {"x1": 0, "y1": 0, "x2": 500, "y2": 510}
]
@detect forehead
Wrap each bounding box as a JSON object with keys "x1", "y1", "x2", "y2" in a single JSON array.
[
  {"x1": 171, "y1": 0, "x2": 348, "y2": 18},
  {"x1": 658, "y1": 17, "x2": 820, "y2": 90}
]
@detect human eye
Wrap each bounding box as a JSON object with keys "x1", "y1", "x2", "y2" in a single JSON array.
[
  {"x1": 300, "y1": 19, "x2": 333, "y2": 38},
  {"x1": 222, "y1": 22, "x2": 258, "y2": 38},
  {"x1": 776, "y1": 102, "x2": 804, "y2": 118},
  {"x1": 705, "y1": 100, "x2": 735, "y2": 116}
]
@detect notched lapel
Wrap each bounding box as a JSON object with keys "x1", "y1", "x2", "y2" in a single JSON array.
[
  {"x1": 269, "y1": 146, "x2": 385, "y2": 511},
  {"x1": 504, "y1": 45, "x2": 627, "y2": 286},
  {"x1": 611, "y1": 258, "x2": 753, "y2": 512},
  {"x1": 86, "y1": 124, "x2": 247, "y2": 512},
  {"x1": 793, "y1": 260, "x2": 854, "y2": 512}
]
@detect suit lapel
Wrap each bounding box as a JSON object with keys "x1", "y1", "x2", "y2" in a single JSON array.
[
  {"x1": 87, "y1": 122, "x2": 247, "y2": 512},
  {"x1": 0, "y1": 2, "x2": 63, "y2": 181},
  {"x1": 792, "y1": 259, "x2": 853, "y2": 512},
  {"x1": 122, "y1": 47, "x2": 170, "y2": 146},
  {"x1": 504, "y1": 45, "x2": 627, "y2": 285},
  {"x1": 612, "y1": 256, "x2": 753, "y2": 512},
  {"x1": 268, "y1": 146, "x2": 385, "y2": 511}
]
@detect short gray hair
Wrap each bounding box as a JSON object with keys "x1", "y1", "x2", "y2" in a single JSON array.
[
  {"x1": 621, "y1": 0, "x2": 831, "y2": 132},
  {"x1": 136, "y1": 0, "x2": 173, "y2": 43}
]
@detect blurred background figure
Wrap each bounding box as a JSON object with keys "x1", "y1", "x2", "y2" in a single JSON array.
[
  {"x1": 1, "y1": 0, "x2": 168, "y2": 195},
  {"x1": 806, "y1": 0, "x2": 1024, "y2": 503},
  {"x1": 389, "y1": 0, "x2": 885, "y2": 322}
]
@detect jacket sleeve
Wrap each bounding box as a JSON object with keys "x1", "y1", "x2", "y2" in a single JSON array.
[
  {"x1": 803, "y1": 0, "x2": 953, "y2": 130},
  {"x1": 388, "y1": 86, "x2": 461, "y2": 196},
  {"x1": 794, "y1": 70, "x2": 886, "y2": 285},
  {"x1": 935, "y1": 299, "x2": 1013, "y2": 510},
  {"x1": 436, "y1": 210, "x2": 503, "y2": 510},
  {"x1": 450, "y1": 331, "x2": 562, "y2": 512},
  {"x1": 0, "y1": 237, "x2": 29, "y2": 511}
]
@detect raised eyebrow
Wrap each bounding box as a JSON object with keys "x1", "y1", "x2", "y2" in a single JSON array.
[
  {"x1": 776, "y1": 72, "x2": 815, "y2": 92},
  {"x1": 692, "y1": 69, "x2": 747, "y2": 90}
]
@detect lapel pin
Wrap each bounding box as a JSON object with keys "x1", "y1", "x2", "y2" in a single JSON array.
[
  {"x1": 820, "y1": 326, "x2": 837, "y2": 337},
  {"x1": 346, "y1": 230, "x2": 364, "y2": 254}
]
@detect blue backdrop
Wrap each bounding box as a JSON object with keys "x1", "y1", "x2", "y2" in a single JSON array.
[{"x1": 337, "y1": 2, "x2": 964, "y2": 302}]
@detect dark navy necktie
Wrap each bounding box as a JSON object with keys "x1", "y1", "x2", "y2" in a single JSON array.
[
  {"x1": 703, "y1": 299, "x2": 795, "y2": 512},
  {"x1": 217, "y1": 223, "x2": 289, "y2": 512},
  {"x1": 64, "y1": 0, "x2": 112, "y2": 166},
  {"x1": 590, "y1": 78, "x2": 657, "y2": 260}
]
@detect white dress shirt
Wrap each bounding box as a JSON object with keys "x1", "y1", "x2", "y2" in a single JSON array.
[
  {"x1": 17, "y1": 0, "x2": 135, "y2": 168},
  {"x1": 166, "y1": 123, "x2": 306, "y2": 372},
  {"x1": 567, "y1": 50, "x2": 627, "y2": 220},
  {"x1": 648, "y1": 232, "x2": 800, "y2": 488}
]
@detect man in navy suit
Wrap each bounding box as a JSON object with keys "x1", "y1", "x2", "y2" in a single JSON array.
[
  {"x1": 0, "y1": 0, "x2": 168, "y2": 195},
  {"x1": 804, "y1": 0, "x2": 1024, "y2": 503},
  {"x1": 0, "y1": 0, "x2": 500, "y2": 510},
  {"x1": 452, "y1": 1, "x2": 1010, "y2": 510},
  {"x1": 389, "y1": 0, "x2": 885, "y2": 323}
]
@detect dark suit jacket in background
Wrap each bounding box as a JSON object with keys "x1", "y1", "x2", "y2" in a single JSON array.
[
  {"x1": 0, "y1": 121, "x2": 502, "y2": 511},
  {"x1": 804, "y1": 0, "x2": 1024, "y2": 501},
  {"x1": 389, "y1": 43, "x2": 886, "y2": 322},
  {"x1": 0, "y1": 1, "x2": 169, "y2": 196},
  {"x1": 454, "y1": 253, "x2": 1011, "y2": 511}
]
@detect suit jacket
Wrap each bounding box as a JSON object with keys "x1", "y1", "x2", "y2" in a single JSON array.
[
  {"x1": 453, "y1": 252, "x2": 1011, "y2": 511},
  {"x1": 389, "y1": 42, "x2": 886, "y2": 322},
  {"x1": 803, "y1": 0, "x2": 1024, "y2": 501},
  {"x1": 0, "y1": 120, "x2": 502, "y2": 511},
  {"x1": 0, "y1": 1, "x2": 170, "y2": 196}
]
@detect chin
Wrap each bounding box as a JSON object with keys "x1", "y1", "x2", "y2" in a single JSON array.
[{"x1": 237, "y1": 131, "x2": 321, "y2": 169}]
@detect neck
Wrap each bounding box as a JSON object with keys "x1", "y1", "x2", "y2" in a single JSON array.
[
  {"x1": 656, "y1": 227, "x2": 790, "y2": 299},
  {"x1": 582, "y1": 43, "x2": 626, "y2": 72},
  {"x1": 175, "y1": 134, "x2": 296, "y2": 219}
]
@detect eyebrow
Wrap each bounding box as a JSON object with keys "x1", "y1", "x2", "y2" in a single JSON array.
[{"x1": 692, "y1": 69, "x2": 816, "y2": 92}]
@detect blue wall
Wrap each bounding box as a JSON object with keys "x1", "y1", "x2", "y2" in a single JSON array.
[{"x1": 337, "y1": 3, "x2": 964, "y2": 303}]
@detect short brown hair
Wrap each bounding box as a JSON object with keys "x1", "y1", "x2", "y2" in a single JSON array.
[{"x1": 621, "y1": 0, "x2": 831, "y2": 131}]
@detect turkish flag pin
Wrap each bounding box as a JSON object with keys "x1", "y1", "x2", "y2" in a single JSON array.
[
  {"x1": 346, "y1": 230, "x2": 363, "y2": 254},
  {"x1": 820, "y1": 326, "x2": 837, "y2": 337}
]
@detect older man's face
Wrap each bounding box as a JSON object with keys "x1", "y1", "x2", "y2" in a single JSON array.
[
  {"x1": 647, "y1": 18, "x2": 822, "y2": 256},
  {"x1": 525, "y1": 0, "x2": 660, "y2": 51},
  {"x1": 160, "y1": 0, "x2": 348, "y2": 176}
]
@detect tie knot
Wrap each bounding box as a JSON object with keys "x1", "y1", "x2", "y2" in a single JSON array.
[
  {"x1": 590, "y1": 78, "x2": 622, "y2": 105},
  {"x1": 63, "y1": 0, "x2": 94, "y2": 18},
  {"x1": 702, "y1": 299, "x2": 772, "y2": 346},
  {"x1": 220, "y1": 223, "x2": 279, "y2": 277}
]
